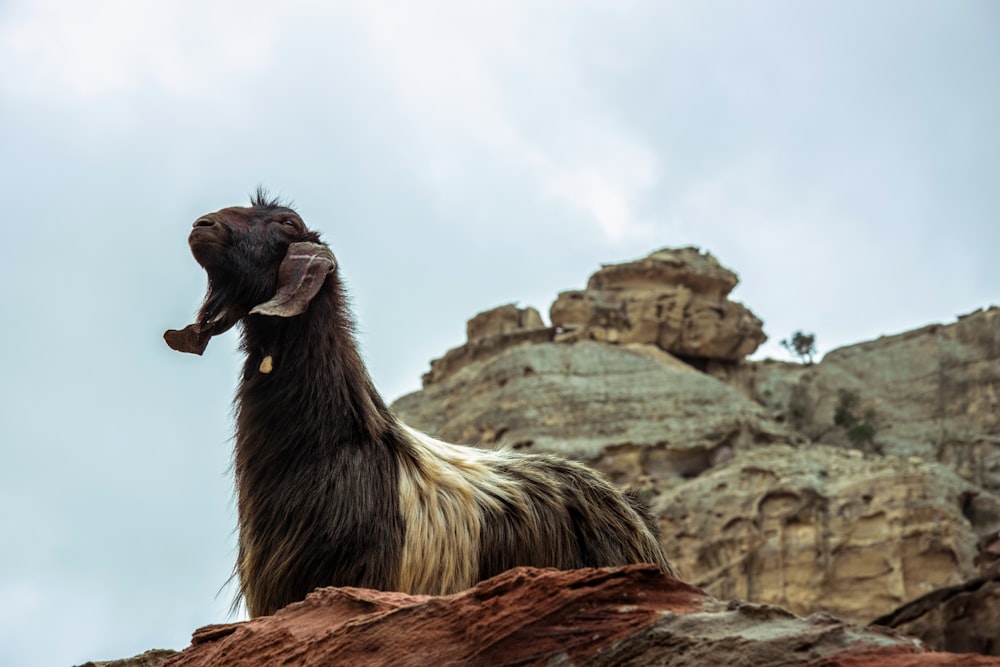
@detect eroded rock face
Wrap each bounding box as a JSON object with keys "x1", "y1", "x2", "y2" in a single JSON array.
[
  {"x1": 656, "y1": 444, "x2": 1000, "y2": 625},
  {"x1": 91, "y1": 249, "x2": 1000, "y2": 665},
  {"x1": 393, "y1": 271, "x2": 1000, "y2": 633},
  {"x1": 422, "y1": 304, "x2": 554, "y2": 386},
  {"x1": 873, "y1": 573, "x2": 1000, "y2": 656},
  {"x1": 159, "y1": 566, "x2": 1000, "y2": 667},
  {"x1": 550, "y1": 247, "x2": 766, "y2": 361},
  {"x1": 422, "y1": 248, "x2": 766, "y2": 387},
  {"x1": 395, "y1": 340, "x2": 791, "y2": 472},
  {"x1": 395, "y1": 337, "x2": 1000, "y2": 627},
  {"x1": 742, "y1": 307, "x2": 1000, "y2": 493},
  {"x1": 466, "y1": 303, "x2": 545, "y2": 341},
  {"x1": 75, "y1": 649, "x2": 178, "y2": 667}
]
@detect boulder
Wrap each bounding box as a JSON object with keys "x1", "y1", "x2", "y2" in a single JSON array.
[
  {"x1": 422, "y1": 304, "x2": 554, "y2": 386},
  {"x1": 466, "y1": 303, "x2": 545, "y2": 341},
  {"x1": 550, "y1": 247, "x2": 766, "y2": 361},
  {"x1": 873, "y1": 572, "x2": 1000, "y2": 656}
]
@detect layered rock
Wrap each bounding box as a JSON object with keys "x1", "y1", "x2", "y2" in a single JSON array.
[
  {"x1": 550, "y1": 247, "x2": 766, "y2": 361},
  {"x1": 393, "y1": 251, "x2": 1000, "y2": 634},
  {"x1": 396, "y1": 340, "x2": 791, "y2": 476},
  {"x1": 873, "y1": 572, "x2": 1000, "y2": 656},
  {"x1": 396, "y1": 345, "x2": 999, "y2": 626},
  {"x1": 158, "y1": 566, "x2": 1000, "y2": 667},
  {"x1": 421, "y1": 247, "x2": 767, "y2": 387},
  {"x1": 75, "y1": 650, "x2": 178, "y2": 667},
  {"x1": 740, "y1": 307, "x2": 1000, "y2": 493},
  {"x1": 655, "y1": 444, "x2": 1000, "y2": 625},
  {"x1": 422, "y1": 304, "x2": 554, "y2": 386}
]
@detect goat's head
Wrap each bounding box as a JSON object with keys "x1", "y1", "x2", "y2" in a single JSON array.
[{"x1": 165, "y1": 192, "x2": 337, "y2": 355}]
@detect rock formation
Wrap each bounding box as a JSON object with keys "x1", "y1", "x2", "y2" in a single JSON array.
[
  {"x1": 75, "y1": 650, "x2": 178, "y2": 667},
  {"x1": 549, "y1": 246, "x2": 766, "y2": 361},
  {"x1": 421, "y1": 304, "x2": 555, "y2": 386},
  {"x1": 392, "y1": 247, "x2": 1000, "y2": 645},
  {"x1": 734, "y1": 307, "x2": 1000, "y2": 494},
  {"x1": 873, "y1": 571, "x2": 1000, "y2": 656},
  {"x1": 397, "y1": 340, "x2": 791, "y2": 467},
  {"x1": 655, "y1": 444, "x2": 999, "y2": 624},
  {"x1": 154, "y1": 567, "x2": 1000, "y2": 667},
  {"x1": 420, "y1": 247, "x2": 768, "y2": 387}
]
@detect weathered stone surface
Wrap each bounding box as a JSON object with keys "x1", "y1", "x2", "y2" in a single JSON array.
[
  {"x1": 977, "y1": 530, "x2": 1000, "y2": 574},
  {"x1": 742, "y1": 307, "x2": 1000, "y2": 493},
  {"x1": 550, "y1": 247, "x2": 766, "y2": 361},
  {"x1": 395, "y1": 305, "x2": 1000, "y2": 633},
  {"x1": 393, "y1": 254, "x2": 1000, "y2": 654},
  {"x1": 75, "y1": 649, "x2": 178, "y2": 667},
  {"x1": 466, "y1": 303, "x2": 545, "y2": 342},
  {"x1": 160, "y1": 566, "x2": 999, "y2": 667},
  {"x1": 422, "y1": 304, "x2": 554, "y2": 386},
  {"x1": 873, "y1": 573, "x2": 1000, "y2": 656},
  {"x1": 395, "y1": 340, "x2": 792, "y2": 474},
  {"x1": 422, "y1": 248, "x2": 767, "y2": 387},
  {"x1": 656, "y1": 444, "x2": 1000, "y2": 626}
]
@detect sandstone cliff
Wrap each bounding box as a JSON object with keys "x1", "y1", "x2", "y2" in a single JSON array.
[
  {"x1": 732, "y1": 307, "x2": 1000, "y2": 494},
  {"x1": 392, "y1": 247, "x2": 1000, "y2": 651}
]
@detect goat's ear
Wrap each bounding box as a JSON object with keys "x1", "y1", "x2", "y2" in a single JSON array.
[
  {"x1": 164, "y1": 310, "x2": 240, "y2": 355},
  {"x1": 250, "y1": 242, "x2": 336, "y2": 318}
]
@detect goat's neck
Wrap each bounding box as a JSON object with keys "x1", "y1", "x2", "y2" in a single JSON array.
[
  {"x1": 235, "y1": 278, "x2": 396, "y2": 465},
  {"x1": 230, "y1": 277, "x2": 408, "y2": 610}
]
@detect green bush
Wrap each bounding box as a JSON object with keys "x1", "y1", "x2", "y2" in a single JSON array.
[{"x1": 834, "y1": 389, "x2": 877, "y2": 447}]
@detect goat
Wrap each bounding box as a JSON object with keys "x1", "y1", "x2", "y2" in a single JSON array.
[{"x1": 165, "y1": 190, "x2": 676, "y2": 617}]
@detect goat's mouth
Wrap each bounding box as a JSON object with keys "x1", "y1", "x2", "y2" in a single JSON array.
[{"x1": 189, "y1": 228, "x2": 228, "y2": 267}]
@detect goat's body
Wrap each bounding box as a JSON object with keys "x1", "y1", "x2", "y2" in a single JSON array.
[
  {"x1": 234, "y1": 276, "x2": 672, "y2": 616},
  {"x1": 167, "y1": 195, "x2": 674, "y2": 619}
]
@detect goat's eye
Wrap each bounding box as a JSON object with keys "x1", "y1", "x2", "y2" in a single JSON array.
[{"x1": 281, "y1": 219, "x2": 297, "y2": 228}]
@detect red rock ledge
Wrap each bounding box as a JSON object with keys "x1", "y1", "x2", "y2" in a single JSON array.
[{"x1": 161, "y1": 565, "x2": 1000, "y2": 667}]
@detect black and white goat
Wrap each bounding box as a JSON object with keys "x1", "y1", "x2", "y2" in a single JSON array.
[{"x1": 165, "y1": 191, "x2": 675, "y2": 617}]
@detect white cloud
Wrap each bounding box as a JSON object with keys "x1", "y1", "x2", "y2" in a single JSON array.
[
  {"x1": 540, "y1": 136, "x2": 659, "y2": 241},
  {"x1": 1, "y1": 0, "x2": 661, "y2": 239},
  {"x1": 350, "y1": 1, "x2": 661, "y2": 241},
  {"x1": 0, "y1": 0, "x2": 285, "y2": 99}
]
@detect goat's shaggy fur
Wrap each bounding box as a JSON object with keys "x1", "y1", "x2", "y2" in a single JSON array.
[{"x1": 165, "y1": 191, "x2": 675, "y2": 617}]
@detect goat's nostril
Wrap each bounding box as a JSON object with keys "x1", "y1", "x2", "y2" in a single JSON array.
[{"x1": 193, "y1": 218, "x2": 215, "y2": 228}]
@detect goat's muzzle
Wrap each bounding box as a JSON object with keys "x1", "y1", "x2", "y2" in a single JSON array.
[{"x1": 188, "y1": 216, "x2": 230, "y2": 267}]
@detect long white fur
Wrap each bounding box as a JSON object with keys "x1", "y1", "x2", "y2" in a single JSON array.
[{"x1": 396, "y1": 425, "x2": 523, "y2": 595}]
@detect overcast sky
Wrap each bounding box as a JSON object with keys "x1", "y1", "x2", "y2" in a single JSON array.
[{"x1": 1, "y1": 1, "x2": 997, "y2": 664}]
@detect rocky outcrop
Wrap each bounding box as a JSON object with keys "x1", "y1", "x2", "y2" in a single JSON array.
[
  {"x1": 655, "y1": 444, "x2": 1000, "y2": 625},
  {"x1": 395, "y1": 342, "x2": 999, "y2": 626},
  {"x1": 873, "y1": 572, "x2": 1000, "y2": 656},
  {"x1": 741, "y1": 307, "x2": 1000, "y2": 493},
  {"x1": 158, "y1": 566, "x2": 1000, "y2": 667},
  {"x1": 75, "y1": 650, "x2": 178, "y2": 667},
  {"x1": 422, "y1": 304, "x2": 554, "y2": 386},
  {"x1": 393, "y1": 250, "x2": 1000, "y2": 635},
  {"x1": 550, "y1": 247, "x2": 766, "y2": 361},
  {"x1": 421, "y1": 248, "x2": 767, "y2": 387},
  {"x1": 396, "y1": 340, "x2": 791, "y2": 471}
]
